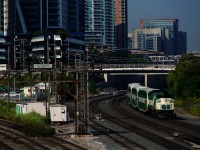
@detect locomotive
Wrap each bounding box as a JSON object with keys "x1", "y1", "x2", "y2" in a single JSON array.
[{"x1": 127, "y1": 83, "x2": 175, "y2": 118}]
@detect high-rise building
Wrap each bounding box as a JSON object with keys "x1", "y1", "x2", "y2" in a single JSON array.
[
  {"x1": 177, "y1": 31, "x2": 187, "y2": 55},
  {"x1": 0, "y1": 0, "x2": 3, "y2": 33},
  {"x1": 84, "y1": 0, "x2": 115, "y2": 49},
  {"x1": 140, "y1": 18, "x2": 178, "y2": 55},
  {"x1": 0, "y1": 0, "x2": 85, "y2": 67},
  {"x1": 128, "y1": 33, "x2": 133, "y2": 49},
  {"x1": 68, "y1": 0, "x2": 85, "y2": 40},
  {"x1": 133, "y1": 28, "x2": 169, "y2": 52},
  {"x1": 1, "y1": 0, "x2": 72, "y2": 36},
  {"x1": 1, "y1": 0, "x2": 16, "y2": 36},
  {"x1": 114, "y1": 0, "x2": 128, "y2": 49}
]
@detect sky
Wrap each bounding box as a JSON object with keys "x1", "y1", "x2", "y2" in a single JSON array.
[{"x1": 128, "y1": 0, "x2": 200, "y2": 51}]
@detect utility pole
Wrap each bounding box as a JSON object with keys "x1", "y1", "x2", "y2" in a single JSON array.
[
  {"x1": 7, "y1": 46, "x2": 10, "y2": 112},
  {"x1": 75, "y1": 69, "x2": 79, "y2": 134},
  {"x1": 75, "y1": 46, "x2": 90, "y2": 135},
  {"x1": 53, "y1": 35, "x2": 58, "y2": 103},
  {"x1": 13, "y1": 36, "x2": 17, "y2": 92},
  {"x1": 75, "y1": 53, "x2": 80, "y2": 134},
  {"x1": 84, "y1": 46, "x2": 89, "y2": 133},
  {"x1": 46, "y1": 35, "x2": 51, "y2": 114}
]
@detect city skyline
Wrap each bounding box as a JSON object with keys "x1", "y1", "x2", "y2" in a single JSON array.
[{"x1": 128, "y1": 0, "x2": 200, "y2": 51}]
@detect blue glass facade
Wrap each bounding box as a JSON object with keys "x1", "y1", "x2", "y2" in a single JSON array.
[
  {"x1": 140, "y1": 19, "x2": 178, "y2": 55},
  {"x1": 47, "y1": 0, "x2": 67, "y2": 29},
  {"x1": 84, "y1": 0, "x2": 115, "y2": 49},
  {"x1": 177, "y1": 31, "x2": 187, "y2": 55},
  {"x1": 1, "y1": 0, "x2": 86, "y2": 38},
  {"x1": 133, "y1": 28, "x2": 165, "y2": 53},
  {"x1": 0, "y1": 0, "x2": 85, "y2": 66},
  {"x1": 68, "y1": 0, "x2": 84, "y2": 36},
  {"x1": 114, "y1": 0, "x2": 128, "y2": 49},
  {"x1": 0, "y1": 1, "x2": 2, "y2": 33}
]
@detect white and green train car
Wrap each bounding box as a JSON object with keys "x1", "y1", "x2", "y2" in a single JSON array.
[
  {"x1": 127, "y1": 83, "x2": 141, "y2": 107},
  {"x1": 127, "y1": 83, "x2": 175, "y2": 118},
  {"x1": 137, "y1": 87, "x2": 152, "y2": 112}
]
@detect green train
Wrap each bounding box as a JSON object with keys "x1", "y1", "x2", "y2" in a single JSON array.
[{"x1": 127, "y1": 83, "x2": 175, "y2": 118}]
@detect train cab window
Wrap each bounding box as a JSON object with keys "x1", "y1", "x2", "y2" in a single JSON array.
[
  {"x1": 156, "y1": 94, "x2": 163, "y2": 99},
  {"x1": 128, "y1": 87, "x2": 131, "y2": 92},
  {"x1": 132, "y1": 88, "x2": 137, "y2": 95},
  {"x1": 162, "y1": 105, "x2": 166, "y2": 109}
]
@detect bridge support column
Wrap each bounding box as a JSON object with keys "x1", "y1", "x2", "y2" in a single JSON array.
[
  {"x1": 104, "y1": 73, "x2": 108, "y2": 82},
  {"x1": 145, "y1": 73, "x2": 148, "y2": 87}
]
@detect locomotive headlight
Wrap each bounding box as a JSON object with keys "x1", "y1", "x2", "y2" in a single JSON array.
[
  {"x1": 157, "y1": 104, "x2": 161, "y2": 109},
  {"x1": 157, "y1": 100, "x2": 161, "y2": 103}
]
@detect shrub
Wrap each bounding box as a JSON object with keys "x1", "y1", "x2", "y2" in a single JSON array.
[
  {"x1": 0, "y1": 101, "x2": 16, "y2": 120},
  {"x1": 0, "y1": 101, "x2": 55, "y2": 136},
  {"x1": 15, "y1": 112, "x2": 55, "y2": 136},
  {"x1": 174, "y1": 99, "x2": 184, "y2": 107},
  {"x1": 16, "y1": 112, "x2": 45, "y2": 129},
  {"x1": 190, "y1": 105, "x2": 200, "y2": 117}
]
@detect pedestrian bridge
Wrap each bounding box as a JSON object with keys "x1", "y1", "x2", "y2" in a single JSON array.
[
  {"x1": 93, "y1": 63, "x2": 176, "y2": 88},
  {"x1": 93, "y1": 63, "x2": 175, "y2": 72}
]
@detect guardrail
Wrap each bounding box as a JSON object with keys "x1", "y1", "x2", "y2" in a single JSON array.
[{"x1": 94, "y1": 63, "x2": 176, "y2": 70}]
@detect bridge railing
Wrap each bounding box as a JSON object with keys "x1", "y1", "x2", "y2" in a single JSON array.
[{"x1": 94, "y1": 63, "x2": 176, "y2": 70}]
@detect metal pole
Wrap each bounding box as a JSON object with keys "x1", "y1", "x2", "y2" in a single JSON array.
[
  {"x1": 14, "y1": 36, "x2": 16, "y2": 91},
  {"x1": 22, "y1": 40, "x2": 25, "y2": 69},
  {"x1": 47, "y1": 36, "x2": 50, "y2": 64},
  {"x1": 67, "y1": 38, "x2": 69, "y2": 66},
  {"x1": 53, "y1": 36, "x2": 58, "y2": 103},
  {"x1": 46, "y1": 36, "x2": 50, "y2": 114},
  {"x1": 75, "y1": 53, "x2": 79, "y2": 134},
  {"x1": 75, "y1": 72, "x2": 79, "y2": 134},
  {"x1": 86, "y1": 50, "x2": 89, "y2": 133},
  {"x1": 20, "y1": 40, "x2": 22, "y2": 69},
  {"x1": 7, "y1": 46, "x2": 10, "y2": 112},
  {"x1": 47, "y1": 73, "x2": 50, "y2": 113},
  {"x1": 30, "y1": 70, "x2": 32, "y2": 99}
]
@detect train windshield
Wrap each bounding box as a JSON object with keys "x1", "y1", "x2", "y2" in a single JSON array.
[
  {"x1": 156, "y1": 94, "x2": 163, "y2": 99},
  {"x1": 149, "y1": 90, "x2": 164, "y2": 100}
]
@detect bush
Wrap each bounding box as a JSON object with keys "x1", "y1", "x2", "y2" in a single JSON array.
[
  {"x1": 15, "y1": 111, "x2": 55, "y2": 136},
  {"x1": 190, "y1": 105, "x2": 200, "y2": 117},
  {"x1": 16, "y1": 112, "x2": 45, "y2": 128},
  {"x1": 0, "y1": 101, "x2": 16, "y2": 120},
  {"x1": 174, "y1": 99, "x2": 184, "y2": 107},
  {"x1": 0, "y1": 101, "x2": 55, "y2": 136},
  {"x1": 174, "y1": 97, "x2": 200, "y2": 117}
]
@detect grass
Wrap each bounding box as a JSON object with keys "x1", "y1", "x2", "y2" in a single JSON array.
[
  {"x1": 190, "y1": 105, "x2": 200, "y2": 117},
  {"x1": 0, "y1": 100, "x2": 55, "y2": 136},
  {"x1": 174, "y1": 98, "x2": 200, "y2": 117}
]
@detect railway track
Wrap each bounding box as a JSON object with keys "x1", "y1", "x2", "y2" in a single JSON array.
[
  {"x1": 68, "y1": 103, "x2": 145, "y2": 150},
  {"x1": 0, "y1": 140, "x2": 15, "y2": 150},
  {"x1": 0, "y1": 119, "x2": 87, "y2": 150},
  {"x1": 113, "y1": 97, "x2": 200, "y2": 149},
  {"x1": 89, "y1": 92, "x2": 193, "y2": 150},
  {"x1": 90, "y1": 120, "x2": 146, "y2": 150}
]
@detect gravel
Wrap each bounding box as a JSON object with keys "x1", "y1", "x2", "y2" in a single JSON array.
[{"x1": 61, "y1": 84, "x2": 200, "y2": 150}]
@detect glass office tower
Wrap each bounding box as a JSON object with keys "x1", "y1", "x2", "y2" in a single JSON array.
[
  {"x1": 84, "y1": 0, "x2": 115, "y2": 50},
  {"x1": 0, "y1": 0, "x2": 3, "y2": 34},
  {"x1": 140, "y1": 18, "x2": 178, "y2": 55},
  {"x1": 1, "y1": 0, "x2": 69, "y2": 36},
  {"x1": 114, "y1": 0, "x2": 128, "y2": 49},
  {"x1": 177, "y1": 31, "x2": 187, "y2": 54},
  {"x1": 68, "y1": 0, "x2": 85, "y2": 39}
]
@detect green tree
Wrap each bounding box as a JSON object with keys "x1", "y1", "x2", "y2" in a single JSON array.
[{"x1": 167, "y1": 54, "x2": 200, "y2": 99}]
